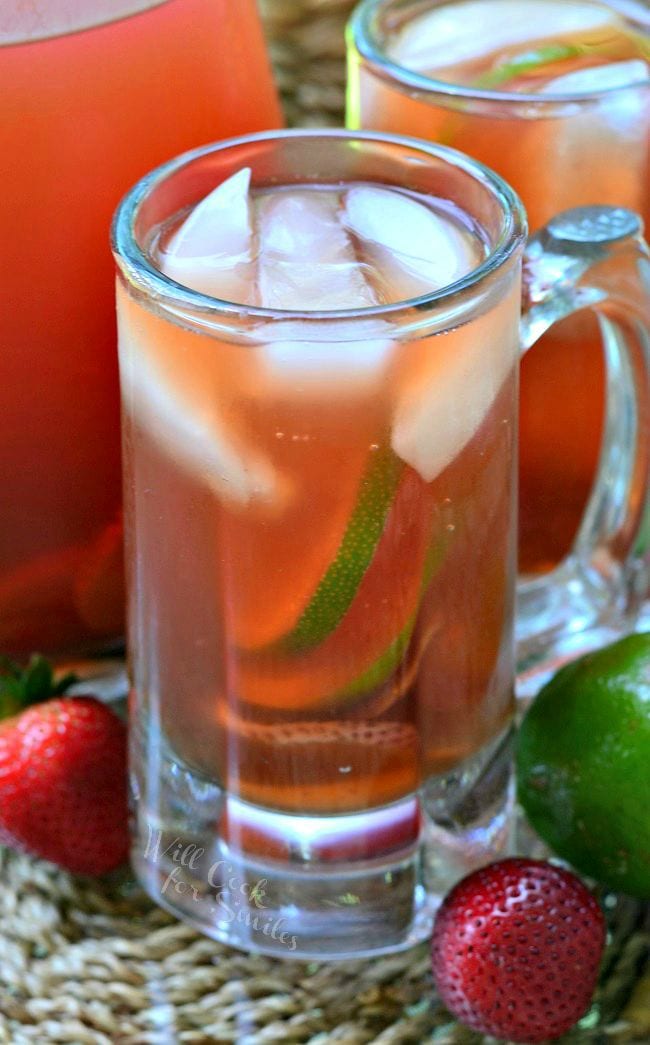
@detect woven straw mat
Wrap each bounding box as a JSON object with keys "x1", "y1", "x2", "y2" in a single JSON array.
[
  {"x1": 1, "y1": 846, "x2": 649, "y2": 1044},
  {"x1": 2, "y1": 2, "x2": 650, "y2": 1042},
  {"x1": 259, "y1": 0, "x2": 356, "y2": 126}
]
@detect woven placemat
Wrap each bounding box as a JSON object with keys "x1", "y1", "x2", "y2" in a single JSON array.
[
  {"x1": 1, "y1": 845, "x2": 649, "y2": 1044},
  {"x1": 259, "y1": 0, "x2": 356, "y2": 126}
]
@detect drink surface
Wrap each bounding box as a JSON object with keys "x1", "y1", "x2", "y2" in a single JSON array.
[
  {"x1": 0, "y1": 0, "x2": 281, "y2": 655},
  {"x1": 155, "y1": 175, "x2": 484, "y2": 306},
  {"x1": 120, "y1": 173, "x2": 518, "y2": 814},
  {"x1": 386, "y1": 0, "x2": 648, "y2": 92},
  {"x1": 351, "y1": 0, "x2": 650, "y2": 573}
]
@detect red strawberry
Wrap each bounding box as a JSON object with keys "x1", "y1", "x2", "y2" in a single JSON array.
[
  {"x1": 0, "y1": 655, "x2": 129, "y2": 875},
  {"x1": 431, "y1": 858, "x2": 606, "y2": 1043}
]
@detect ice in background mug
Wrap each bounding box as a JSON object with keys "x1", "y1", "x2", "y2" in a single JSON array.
[
  {"x1": 347, "y1": 0, "x2": 650, "y2": 664},
  {"x1": 0, "y1": 0, "x2": 281, "y2": 657},
  {"x1": 113, "y1": 130, "x2": 650, "y2": 959}
]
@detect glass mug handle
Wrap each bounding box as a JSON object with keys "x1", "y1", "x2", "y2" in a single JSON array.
[{"x1": 516, "y1": 205, "x2": 650, "y2": 674}]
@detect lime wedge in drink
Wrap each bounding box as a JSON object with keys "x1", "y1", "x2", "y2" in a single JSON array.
[
  {"x1": 475, "y1": 43, "x2": 581, "y2": 88},
  {"x1": 236, "y1": 467, "x2": 436, "y2": 711},
  {"x1": 332, "y1": 532, "x2": 450, "y2": 702},
  {"x1": 283, "y1": 445, "x2": 401, "y2": 653}
]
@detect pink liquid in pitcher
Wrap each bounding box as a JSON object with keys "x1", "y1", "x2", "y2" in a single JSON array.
[{"x1": 0, "y1": 0, "x2": 281, "y2": 656}]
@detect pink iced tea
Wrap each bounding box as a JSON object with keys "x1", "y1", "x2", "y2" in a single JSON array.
[{"x1": 118, "y1": 170, "x2": 519, "y2": 816}]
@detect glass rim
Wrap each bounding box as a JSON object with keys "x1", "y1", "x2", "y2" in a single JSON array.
[
  {"x1": 111, "y1": 127, "x2": 526, "y2": 328},
  {"x1": 348, "y1": 0, "x2": 650, "y2": 106}
]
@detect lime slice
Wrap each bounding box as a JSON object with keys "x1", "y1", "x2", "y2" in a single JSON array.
[
  {"x1": 335, "y1": 618, "x2": 415, "y2": 702},
  {"x1": 236, "y1": 468, "x2": 436, "y2": 711},
  {"x1": 282, "y1": 444, "x2": 401, "y2": 653},
  {"x1": 475, "y1": 43, "x2": 581, "y2": 88},
  {"x1": 333, "y1": 532, "x2": 449, "y2": 701}
]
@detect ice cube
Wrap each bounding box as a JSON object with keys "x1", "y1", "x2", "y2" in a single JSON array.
[
  {"x1": 117, "y1": 307, "x2": 281, "y2": 506},
  {"x1": 391, "y1": 292, "x2": 520, "y2": 481},
  {"x1": 389, "y1": 0, "x2": 617, "y2": 72},
  {"x1": 343, "y1": 186, "x2": 478, "y2": 301},
  {"x1": 540, "y1": 58, "x2": 649, "y2": 94},
  {"x1": 542, "y1": 57, "x2": 650, "y2": 149},
  {"x1": 256, "y1": 191, "x2": 379, "y2": 311},
  {"x1": 258, "y1": 318, "x2": 395, "y2": 391},
  {"x1": 160, "y1": 167, "x2": 256, "y2": 304}
]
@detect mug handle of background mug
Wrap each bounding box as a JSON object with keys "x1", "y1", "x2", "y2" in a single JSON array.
[{"x1": 516, "y1": 206, "x2": 650, "y2": 681}]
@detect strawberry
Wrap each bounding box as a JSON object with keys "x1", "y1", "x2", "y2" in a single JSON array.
[
  {"x1": 431, "y1": 858, "x2": 606, "y2": 1043},
  {"x1": 0, "y1": 654, "x2": 129, "y2": 875}
]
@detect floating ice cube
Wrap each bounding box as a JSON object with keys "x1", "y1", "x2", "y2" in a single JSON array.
[
  {"x1": 543, "y1": 57, "x2": 650, "y2": 144},
  {"x1": 343, "y1": 186, "x2": 478, "y2": 301},
  {"x1": 117, "y1": 307, "x2": 281, "y2": 506},
  {"x1": 540, "y1": 58, "x2": 649, "y2": 94},
  {"x1": 256, "y1": 191, "x2": 379, "y2": 311},
  {"x1": 392, "y1": 296, "x2": 520, "y2": 481},
  {"x1": 389, "y1": 0, "x2": 617, "y2": 72},
  {"x1": 160, "y1": 167, "x2": 256, "y2": 304}
]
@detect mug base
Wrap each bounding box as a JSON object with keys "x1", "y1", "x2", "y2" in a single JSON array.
[{"x1": 130, "y1": 723, "x2": 514, "y2": 959}]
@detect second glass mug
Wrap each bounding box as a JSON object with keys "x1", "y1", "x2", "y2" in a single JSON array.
[
  {"x1": 113, "y1": 129, "x2": 650, "y2": 959},
  {"x1": 347, "y1": 0, "x2": 650, "y2": 664}
]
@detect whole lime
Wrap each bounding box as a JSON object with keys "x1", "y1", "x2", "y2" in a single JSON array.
[{"x1": 516, "y1": 632, "x2": 650, "y2": 898}]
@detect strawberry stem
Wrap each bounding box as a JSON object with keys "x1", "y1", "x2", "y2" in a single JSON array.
[{"x1": 0, "y1": 654, "x2": 78, "y2": 719}]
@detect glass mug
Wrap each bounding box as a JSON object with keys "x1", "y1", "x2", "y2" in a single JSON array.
[
  {"x1": 0, "y1": 0, "x2": 281, "y2": 658},
  {"x1": 347, "y1": 0, "x2": 650, "y2": 664},
  {"x1": 113, "y1": 130, "x2": 650, "y2": 959}
]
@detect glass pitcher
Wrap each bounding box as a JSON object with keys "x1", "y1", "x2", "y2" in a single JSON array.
[{"x1": 0, "y1": 0, "x2": 282, "y2": 657}]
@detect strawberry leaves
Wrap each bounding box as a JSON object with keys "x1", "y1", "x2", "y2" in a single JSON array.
[{"x1": 0, "y1": 654, "x2": 77, "y2": 720}]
